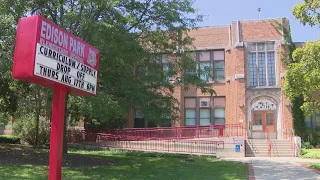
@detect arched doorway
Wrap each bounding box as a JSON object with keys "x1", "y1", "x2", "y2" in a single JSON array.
[{"x1": 248, "y1": 97, "x2": 278, "y2": 139}]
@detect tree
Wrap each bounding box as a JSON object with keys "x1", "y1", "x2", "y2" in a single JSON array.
[
  {"x1": 293, "y1": 0, "x2": 320, "y2": 27},
  {"x1": 283, "y1": 41, "x2": 320, "y2": 115},
  {"x1": 0, "y1": 0, "x2": 215, "y2": 130}
]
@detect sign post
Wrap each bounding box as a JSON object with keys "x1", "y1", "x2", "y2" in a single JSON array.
[
  {"x1": 48, "y1": 85, "x2": 67, "y2": 180},
  {"x1": 12, "y1": 15, "x2": 100, "y2": 180}
]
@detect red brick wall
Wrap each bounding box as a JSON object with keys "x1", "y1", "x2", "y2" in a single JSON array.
[
  {"x1": 188, "y1": 26, "x2": 230, "y2": 47},
  {"x1": 241, "y1": 19, "x2": 283, "y2": 41}
]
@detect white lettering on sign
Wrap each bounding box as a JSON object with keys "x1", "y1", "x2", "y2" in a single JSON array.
[
  {"x1": 40, "y1": 21, "x2": 68, "y2": 50},
  {"x1": 40, "y1": 20, "x2": 85, "y2": 58},
  {"x1": 34, "y1": 43, "x2": 97, "y2": 94}
]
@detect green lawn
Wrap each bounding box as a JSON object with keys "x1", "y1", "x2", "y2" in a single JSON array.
[
  {"x1": 306, "y1": 163, "x2": 320, "y2": 171},
  {"x1": 300, "y1": 148, "x2": 320, "y2": 159},
  {"x1": 0, "y1": 149, "x2": 248, "y2": 180}
]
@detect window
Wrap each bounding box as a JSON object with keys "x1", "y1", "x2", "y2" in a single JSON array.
[
  {"x1": 316, "y1": 113, "x2": 320, "y2": 128},
  {"x1": 161, "y1": 55, "x2": 173, "y2": 81},
  {"x1": 213, "y1": 51, "x2": 225, "y2": 81},
  {"x1": 185, "y1": 109, "x2": 196, "y2": 126},
  {"x1": 214, "y1": 108, "x2": 225, "y2": 125},
  {"x1": 305, "y1": 116, "x2": 312, "y2": 128},
  {"x1": 266, "y1": 113, "x2": 274, "y2": 125},
  {"x1": 184, "y1": 97, "x2": 225, "y2": 126},
  {"x1": 134, "y1": 109, "x2": 145, "y2": 128},
  {"x1": 248, "y1": 42, "x2": 276, "y2": 87},
  {"x1": 163, "y1": 63, "x2": 173, "y2": 81},
  {"x1": 186, "y1": 51, "x2": 225, "y2": 82},
  {"x1": 199, "y1": 62, "x2": 211, "y2": 81},
  {"x1": 253, "y1": 114, "x2": 262, "y2": 125},
  {"x1": 199, "y1": 52, "x2": 211, "y2": 81},
  {"x1": 200, "y1": 109, "x2": 211, "y2": 125}
]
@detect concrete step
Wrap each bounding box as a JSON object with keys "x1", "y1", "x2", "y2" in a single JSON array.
[
  {"x1": 246, "y1": 154, "x2": 294, "y2": 157},
  {"x1": 245, "y1": 139, "x2": 295, "y2": 157}
]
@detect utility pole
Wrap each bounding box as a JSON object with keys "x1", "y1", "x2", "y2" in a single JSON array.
[{"x1": 258, "y1": 8, "x2": 261, "y2": 19}]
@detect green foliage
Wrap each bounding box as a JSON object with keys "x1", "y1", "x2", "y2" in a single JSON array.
[
  {"x1": 292, "y1": 96, "x2": 307, "y2": 138},
  {"x1": 0, "y1": 135, "x2": 20, "y2": 144},
  {"x1": 300, "y1": 148, "x2": 320, "y2": 159},
  {"x1": 293, "y1": 0, "x2": 320, "y2": 27},
  {"x1": 283, "y1": 41, "x2": 320, "y2": 115},
  {"x1": 0, "y1": 0, "x2": 216, "y2": 129},
  {"x1": 302, "y1": 141, "x2": 315, "y2": 149},
  {"x1": 305, "y1": 130, "x2": 320, "y2": 146},
  {"x1": 12, "y1": 115, "x2": 50, "y2": 146},
  {"x1": 306, "y1": 163, "x2": 320, "y2": 170}
]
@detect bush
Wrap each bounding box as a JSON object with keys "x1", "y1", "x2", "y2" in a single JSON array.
[
  {"x1": 300, "y1": 149, "x2": 320, "y2": 159},
  {"x1": 0, "y1": 135, "x2": 20, "y2": 144},
  {"x1": 305, "y1": 130, "x2": 320, "y2": 146},
  {"x1": 13, "y1": 115, "x2": 50, "y2": 146},
  {"x1": 302, "y1": 142, "x2": 314, "y2": 149}
]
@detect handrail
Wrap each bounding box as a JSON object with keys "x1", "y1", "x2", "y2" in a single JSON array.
[
  {"x1": 265, "y1": 129, "x2": 272, "y2": 157},
  {"x1": 283, "y1": 128, "x2": 297, "y2": 157}
]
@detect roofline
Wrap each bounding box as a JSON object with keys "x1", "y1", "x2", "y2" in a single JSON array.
[{"x1": 235, "y1": 17, "x2": 286, "y2": 23}]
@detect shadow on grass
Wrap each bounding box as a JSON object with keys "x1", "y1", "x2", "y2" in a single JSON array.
[{"x1": 0, "y1": 144, "x2": 248, "y2": 180}]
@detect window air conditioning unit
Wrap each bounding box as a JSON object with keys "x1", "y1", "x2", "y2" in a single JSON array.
[{"x1": 200, "y1": 101, "x2": 210, "y2": 107}]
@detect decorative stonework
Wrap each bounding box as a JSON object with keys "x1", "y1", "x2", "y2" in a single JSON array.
[{"x1": 251, "y1": 99, "x2": 276, "y2": 111}]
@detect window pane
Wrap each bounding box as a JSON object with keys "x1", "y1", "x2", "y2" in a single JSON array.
[
  {"x1": 200, "y1": 118, "x2": 211, "y2": 126},
  {"x1": 249, "y1": 53, "x2": 257, "y2": 87},
  {"x1": 199, "y1": 51, "x2": 210, "y2": 61},
  {"x1": 258, "y1": 52, "x2": 266, "y2": 86},
  {"x1": 199, "y1": 62, "x2": 211, "y2": 81},
  {"x1": 248, "y1": 43, "x2": 256, "y2": 51},
  {"x1": 213, "y1": 61, "x2": 225, "y2": 81},
  {"x1": 305, "y1": 116, "x2": 312, "y2": 128},
  {"x1": 185, "y1": 98, "x2": 196, "y2": 108},
  {"x1": 266, "y1": 113, "x2": 274, "y2": 125},
  {"x1": 185, "y1": 109, "x2": 196, "y2": 126},
  {"x1": 185, "y1": 118, "x2": 196, "y2": 126},
  {"x1": 267, "y1": 52, "x2": 276, "y2": 86},
  {"x1": 257, "y1": 43, "x2": 265, "y2": 51},
  {"x1": 200, "y1": 109, "x2": 210, "y2": 118},
  {"x1": 214, "y1": 97, "x2": 226, "y2": 107},
  {"x1": 213, "y1": 51, "x2": 224, "y2": 60},
  {"x1": 214, "y1": 109, "x2": 225, "y2": 118},
  {"x1": 135, "y1": 109, "x2": 143, "y2": 118},
  {"x1": 266, "y1": 42, "x2": 275, "y2": 51},
  {"x1": 186, "y1": 109, "x2": 196, "y2": 118},
  {"x1": 214, "y1": 118, "x2": 225, "y2": 125},
  {"x1": 254, "y1": 114, "x2": 262, "y2": 125},
  {"x1": 315, "y1": 114, "x2": 320, "y2": 128},
  {"x1": 214, "y1": 61, "x2": 224, "y2": 68}
]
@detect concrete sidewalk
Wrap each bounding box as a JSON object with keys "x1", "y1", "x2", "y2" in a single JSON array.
[{"x1": 221, "y1": 157, "x2": 320, "y2": 180}]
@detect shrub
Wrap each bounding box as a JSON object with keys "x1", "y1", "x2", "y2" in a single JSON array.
[
  {"x1": 300, "y1": 149, "x2": 320, "y2": 159},
  {"x1": 0, "y1": 135, "x2": 20, "y2": 144},
  {"x1": 13, "y1": 115, "x2": 50, "y2": 146},
  {"x1": 302, "y1": 142, "x2": 314, "y2": 149}
]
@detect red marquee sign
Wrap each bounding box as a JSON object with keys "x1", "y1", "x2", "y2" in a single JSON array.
[
  {"x1": 12, "y1": 15, "x2": 100, "y2": 180},
  {"x1": 13, "y1": 15, "x2": 100, "y2": 96}
]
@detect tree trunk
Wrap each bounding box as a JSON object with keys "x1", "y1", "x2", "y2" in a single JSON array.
[
  {"x1": 35, "y1": 109, "x2": 40, "y2": 147},
  {"x1": 35, "y1": 90, "x2": 41, "y2": 147}
]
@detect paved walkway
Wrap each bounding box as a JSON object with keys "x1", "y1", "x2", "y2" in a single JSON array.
[{"x1": 221, "y1": 157, "x2": 320, "y2": 180}]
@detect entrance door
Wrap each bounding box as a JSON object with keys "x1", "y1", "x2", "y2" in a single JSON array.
[{"x1": 252, "y1": 111, "x2": 276, "y2": 138}]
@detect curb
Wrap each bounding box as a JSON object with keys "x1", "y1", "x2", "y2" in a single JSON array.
[
  {"x1": 248, "y1": 162, "x2": 255, "y2": 180},
  {"x1": 299, "y1": 163, "x2": 320, "y2": 175}
]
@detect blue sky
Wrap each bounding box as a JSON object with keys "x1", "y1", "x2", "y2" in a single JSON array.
[{"x1": 194, "y1": 0, "x2": 319, "y2": 42}]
